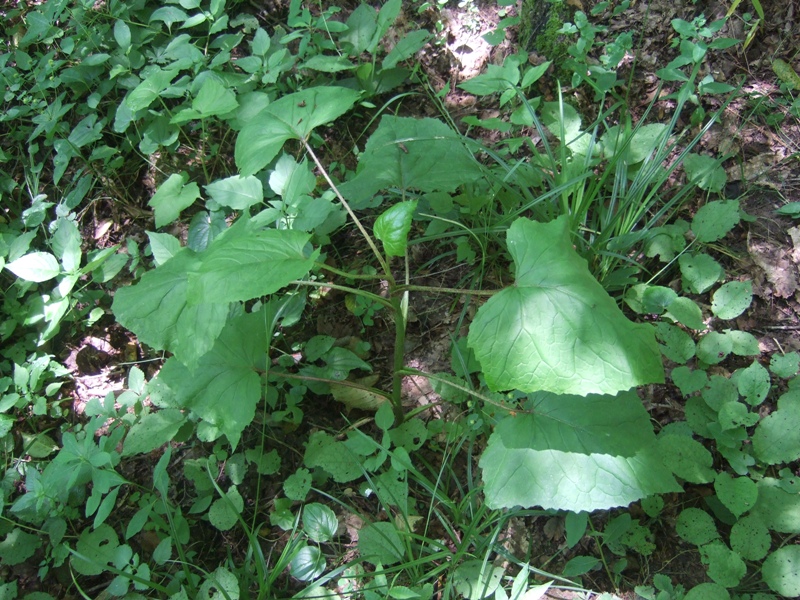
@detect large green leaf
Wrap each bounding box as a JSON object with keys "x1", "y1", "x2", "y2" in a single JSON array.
[
  {"x1": 235, "y1": 87, "x2": 361, "y2": 175},
  {"x1": 186, "y1": 220, "x2": 317, "y2": 304},
  {"x1": 157, "y1": 311, "x2": 268, "y2": 449},
  {"x1": 112, "y1": 249, "x2": 230, "y2": 369},
  {"x1": 479, "y1": 391, "x2": 680, "y2": 511},
  {"x1": 338, "y1": 116, "x2": 483, "y2": 208},
  {"x1": 468, "y1": 216, "x2": 663, "y2": 396}
]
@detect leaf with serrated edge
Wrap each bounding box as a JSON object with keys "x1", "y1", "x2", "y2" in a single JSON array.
[
  {"x1": 112, "y1": 249, "x2": 230, "y2": 369},
  {"x1": 156, "y1": 311, "x2": 268, "y2": 449},
  {"x1": 479, "y1": 391, "x2": 679, "y2": 511},
  {"x1": 187, "y1": 220, "x2": 317, "y2": 304},
  {"x1": 469, "y1": 216, "x2": 663, "y2": 396}
]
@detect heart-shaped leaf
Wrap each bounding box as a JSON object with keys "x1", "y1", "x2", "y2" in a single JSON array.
[{"x1": 468, "y1": 216, "x2": 663, "y2": 396}]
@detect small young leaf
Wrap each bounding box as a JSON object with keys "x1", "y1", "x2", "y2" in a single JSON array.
[
  {"x1": 711, "y1": 281, "x2": 752, "y2": 320},
  {"x1": 147, "y1": 232, "x2": 182, "y2": 267},
  {"x1": 521, "y1": 61, "x2": 552, "y2": 88},
  {"x1": 123, "y1": 410, "x2": 187, "y2": 456},
  {"x1": 676, "y1": 508, "x2": 719, "y2": 545},
  {"x1": 714, "y1": 473, "x2": 757, "y2": 518},
  {"x1": 664, "y1": 297, "x2": 706, "y2": 330},
  {"x1": 208, "y1": 486, "x2": 244, "y2": 531},
  {"x1": 374, "y1": 200, "x2": 418, "y2": 257},
  {"x1": 700, "y1": 541, "x2": 745, "y2": 588},
  {"x1": 725, "y1": 330, "x2": 759, "y2": 356},
  {"x1": 655, "y1": 322, "x2": 695, "y2": 364},
  {"x1": 684, "y1": 154, "x2": 727, "y2": 193},
  {"x1": 730, "y1": 515, "x2": 770, "y2": 561},
  {"x1": 564, "y1": 511, "x2": 588, "y2": 548},
  {"x1": 561, "y1": 555, "x2": 600, "y2": 577},
  {"x1": 291, "y1": 545, "x2": 326, "y2": 581},
  {"x1": 358, "y1": 522, "x2": 404, "y2": 566},
  {"x1": 679, "y1": 253, "x2": 724, "y2": 294},
  {"x1": 773, "y1": 58, "x2": 800, "y2": 90},
  {"x1": 198, "y1": 567, "x2": 240, "y2": 600},
  {"x1": 302, "y1": 503, "x2": 339, "y2": 543},
  {"x1": 737, "y1": 361, "x2": 770, "y2": 406},
  {"x1": 691, "y1": 200, "x2": 740, "y2": 243},
  {"x1": 205, "y1": 175, "x2": 263, "y2": 211},
  {"x1": 452, "y1": 560, "x2": 505, "y2": 600},
  {"x1": 696, "y1": 332, "x2": 732, "y2": 365},
  {"x1": 149, "y1": 173, "x2": 201, "y2": 228},
  {"x1": 770, "y1": 352, "x2": 800, "y2": 378},
  {"x1": 671, "y1": 366, "x2": 708, "y2": 396},
  {"x1": 284, "y1": 468, "x2": 312, "y2": 501}
]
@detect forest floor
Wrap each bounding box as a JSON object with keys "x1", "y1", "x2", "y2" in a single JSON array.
[{"x1": 51, "y1": 0, "x2": 800, "y2": 597}]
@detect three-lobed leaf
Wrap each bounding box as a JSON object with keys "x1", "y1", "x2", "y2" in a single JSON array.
[{"x1": 235, "y1": 87, "x2": 361, "y2": 175}]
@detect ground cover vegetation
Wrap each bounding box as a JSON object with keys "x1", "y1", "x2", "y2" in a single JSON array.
[{"x1": 1, "y1": 0, "x2": 799, "y2": 598}]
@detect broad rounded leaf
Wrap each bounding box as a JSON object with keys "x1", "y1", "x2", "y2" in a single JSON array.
[
  {"x1": 763, "y1": 546, "x2": 800, "y2": 598},
  {"x1": 751, "y1": 478, "x2": 800, "y2": 533},
  {"x1": 236, "y1": 87, "x2": 361, "y2": 175},
  {"x1": 479, "y1": 391, "x2": 679, "y2": 511},
  {"x1": 752, "y1": 390, "x2": 800, "y2": 465},
  {"x1": 468, "y1": 216, "x2": 663, "y2": 396},
  {"x1": 684, "y1": 583, "x2": 729, "y2": 600},
  {"x1": 374, "y1": 200, "x2": 418, "y2": 257},
  {"x1": 208, "y1": 486, "x2": 244, "y2": 531},
  {"x1": 700, "y1": 542, "x2": 745, "y2": 588},
  {"x1": 198, "y1": 567, "x2": 240, "y2": 600},
  {"x1": 5, "y1": 252, "x2": 60, "y2": 282},
  {"x1": 684, "y1": 153, "x2": 727, "y2": 193},
  {"x1": 657, "y1": 434, "x2": 715, "y2": 483}
]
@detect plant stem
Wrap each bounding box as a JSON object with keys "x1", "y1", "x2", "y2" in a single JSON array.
[
  {"x1": 316, "y1": 261, "x2": 383, "y2": 280},
  {"x1": 391, "y1": 295, "x2": 407, "y2": 424},
  {"x1": 302, "y1": 139, "x2": 393, "y2": 282},
  {"x1": 394, "y1": 284, "x2": 498, "y2": 296},
  {"x1": 290, "y1": 279, "x2": 393, "y2": 309}
]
